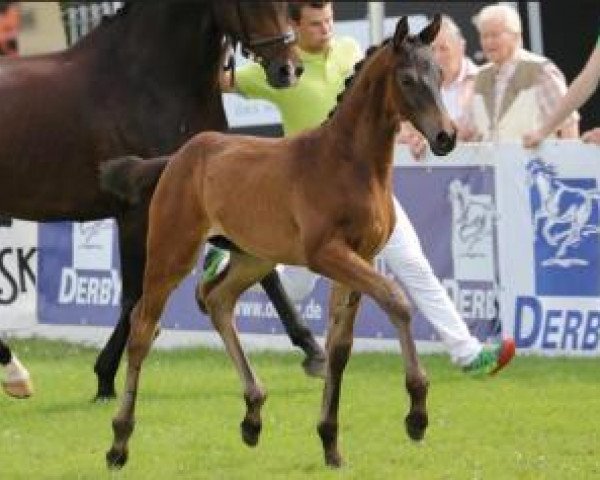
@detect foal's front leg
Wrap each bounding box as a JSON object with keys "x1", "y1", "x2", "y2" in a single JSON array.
[
  {"x1": 310, "y1": 242, "x2": 428, "y2": 463},
  {"x1": 199, "y1": 252, "x2": 275, "y2": 447},
  {"x1": 317, "y1": 282, "x2": 361, "y2": 467}
]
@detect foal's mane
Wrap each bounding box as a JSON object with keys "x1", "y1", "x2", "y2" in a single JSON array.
[{"x1": 324, "y1": 38, "x2": 392, "y2": 123}]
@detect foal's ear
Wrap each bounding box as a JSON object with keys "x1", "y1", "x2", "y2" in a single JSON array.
[
  {"x1": 419, "y1": 14, "x2": 441, "y2": 45},
  {"x1": 393, "y1": 16, "x2": 409, "y2": 51}
]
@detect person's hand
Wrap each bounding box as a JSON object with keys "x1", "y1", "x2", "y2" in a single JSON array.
[
  {"x1": 396, "y1": 122, "x2": 427, "y2": 161},
  {"x1": 582, "y1": 127, "x2": 600, "y2": 145},
  {"x1": 456, "y1": 124, "x2": 481, "y2": 142},
  {"x1": 523, "y1": 129, "x2": 545, "y2": 148},
  {"x1": 406, "y1": 131, "x2": 427, "y2": 160}
]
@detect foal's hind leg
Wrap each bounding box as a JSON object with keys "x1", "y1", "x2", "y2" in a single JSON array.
[
  {"x1": 107, "y1": 196, "x2": 206, "y2": 469},
  {"x1": 317, "y1": 282, "x2": 361, "y2": 467},
  {"x1": 198, "y1": 252, "x2": 275, "y2": 448},
  {"x1": 309, "y1": 242, "x2": 428, "y2": 465},
  {"x1": 94, "y1": 210, "x2": 147, "y2": 401}
]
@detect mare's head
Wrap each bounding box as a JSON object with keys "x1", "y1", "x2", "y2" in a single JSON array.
[
  {"x1": 215, "y1": 1, "x2": 303, "y2": 88},
  {"x1": 385, "y1": 15, "x2": 456, "y2": 156}
]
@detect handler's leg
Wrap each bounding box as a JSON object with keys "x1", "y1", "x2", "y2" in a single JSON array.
[{"x1": 382, "y1": 197, "x2": 514, "y2": 374}]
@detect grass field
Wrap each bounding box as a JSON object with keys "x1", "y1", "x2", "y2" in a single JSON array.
[{"x1": 1, "y1": 338, "x2": 599, "y2": 479}]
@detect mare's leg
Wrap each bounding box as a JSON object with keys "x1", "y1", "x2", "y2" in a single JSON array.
[
  {"x1": 309, "y1": 241, "x2": 428, "y2": 465},
  {"x1": 0, "y1": 338, "x2": 33, "y2": 399},
  {"x1": 260, "y1": 270, "x2": 326, "y2": 377},
  {"x1": 317, "y1": 282, "x2": 361, "y2": 467},
  {"x1": 106, "y1": 184, "x2": 205, "y2": 469},
  {"x1": 94, "y1": 211, "x2": 147, "y2": 401},
  {"x1": 198, "y1": 252, "x2": 275, "y2": 447}
]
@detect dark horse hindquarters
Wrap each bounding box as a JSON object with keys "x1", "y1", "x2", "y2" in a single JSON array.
[{"x1": 0, "y1": 2, "x2": 305, "y2": 400}]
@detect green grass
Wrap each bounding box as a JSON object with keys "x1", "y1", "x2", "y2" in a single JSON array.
[{"x1": 2, "y1": 338, "x2": 599, "y2": 479}]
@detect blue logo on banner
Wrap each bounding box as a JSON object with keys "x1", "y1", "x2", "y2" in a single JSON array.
[{"x1": 527, "y1": 158, "x2": 600, "y2": 296}]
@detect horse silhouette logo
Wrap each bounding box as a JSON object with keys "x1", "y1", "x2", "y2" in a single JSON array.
[
  {"x1": 527, "y1": 158, "x2": 600, "y2": 267},
  {"x1": 73, "y1": 220, "x2": 115, "y2": 271},
  {"x1": 447, "y1": 179, "x2": 496, "y2": 282},
  {"x1": 526, "y1": 158, "x2": 600, "y2": 296},
  {"x1": 448, "y1": 179, "x2": 496, "y2": 252},
  {"x1": 76, "y1": 220, "x2": 114, "y2": 246}
]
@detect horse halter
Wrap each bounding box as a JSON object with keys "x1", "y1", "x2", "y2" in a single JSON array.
[{"x1": 233, "y1": 1, "x2": 296, "y2": 64}]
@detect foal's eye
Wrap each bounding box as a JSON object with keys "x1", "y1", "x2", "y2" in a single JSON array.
[{"x1": 400, "y1": 75, "x2": 415, "y2": 87}]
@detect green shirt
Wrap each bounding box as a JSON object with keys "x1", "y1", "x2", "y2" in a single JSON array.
[{"x1": 236, "y1": 37, "x2": 362, "y2": 136}]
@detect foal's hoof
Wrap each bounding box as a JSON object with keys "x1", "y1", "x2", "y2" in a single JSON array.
[
  {"x1": 302, "y1": 355, "x2": 326, "y2": 379},
  {"x1": 405, "y1": 411, "x2": 428, "y2": 441},
  {"x1": 93, "y1": 393, "x2": 116, "y2": 403},
  {"x1": 240, "y1": 418, "x2": 262, "y2": 447},
  {"x1": 106, "y1": 447, "x2": 128, "y2": 469},
  {"x1": 2, "y1": 378, "x2": 33, "y2": 399}
]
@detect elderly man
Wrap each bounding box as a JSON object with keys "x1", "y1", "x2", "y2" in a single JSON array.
[
  {"x1": 399, "y1": 15, "x2": 478, "y2": 156},
  {"x1": 463, "y1": 3, "x2": 578, "y2": 142}
]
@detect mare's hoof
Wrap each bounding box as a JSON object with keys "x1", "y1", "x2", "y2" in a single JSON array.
[
  {"x1": 302, "y1": 355, "x2": 326, "y2": 379},
  {"x1": 240, "y1": 418, "x2": 262, "y2": 447},
  {"x1": 405, "y1": 411, "x2": 428, "y2": 441},
  {"x1": 106, "y1": 447, "x2": 128, "y2": 469},
  {"x1": 324, "y1": 451, "x2": 344, "y2": 468},
  {"x1": 94, "y1": 380, "x2": 117, "y2": 402},
  {"x1": 93, "y1": 392, "x2": 117, "y2": 403},
  {"x1": 2, "y1": 378, "x2": 33, "y2": 399}
]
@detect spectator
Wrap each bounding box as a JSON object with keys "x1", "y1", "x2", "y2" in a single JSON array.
[
  {"x1": 0, "y1": 1, "x2": 20, "y2": 57},
  {"x1": 463, "y1": 3, "x2": 579, "y2": 142},
  {"x1": 214, "y1": 1, "x2": 514, "y2": 376},
  {"x1": 581, "y1": 127, "x2": 600, "y2": 145},
  {"x1": 398, "y1": 15, "x2": 478, "y2": 158},
  {"x1": 523, "y1": 30, "x2": 600, "y2": 147}
]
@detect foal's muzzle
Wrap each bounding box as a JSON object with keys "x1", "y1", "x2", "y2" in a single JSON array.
[{"x1": 430, "y1": 130, "x2": 457, "y2": 156}]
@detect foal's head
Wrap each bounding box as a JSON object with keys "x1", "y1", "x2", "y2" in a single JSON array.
[
  {"x1": 384, "y1": 15, "x2": 456, "y2": 156},
  {"x1": 215, "y1": 1, "x2": 303, "y2": 88}
]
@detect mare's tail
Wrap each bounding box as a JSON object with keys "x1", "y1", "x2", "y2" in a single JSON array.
[{"x1": 99, "y1": 155, "x2": 168, "y2": 206}]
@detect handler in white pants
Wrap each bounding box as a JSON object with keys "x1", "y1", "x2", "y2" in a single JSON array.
[{"x1": 277, "y1": 196, "x2": 481, "y2": 367}]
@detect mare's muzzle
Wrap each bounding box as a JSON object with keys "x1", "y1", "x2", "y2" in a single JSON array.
[{"x1": 265, "y1": 59, "x2": 304, "y2": 89}]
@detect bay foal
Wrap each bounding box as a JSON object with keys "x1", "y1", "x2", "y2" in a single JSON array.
[{"x1": 106, "y1": 15, "x2": 456, "y2": 469}]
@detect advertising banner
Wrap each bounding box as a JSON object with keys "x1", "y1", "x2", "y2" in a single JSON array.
[
  {"x1": 0, "y1": 219, "x2": 37, "y2": 330},
  {"x1": 497, "y1": 142, "x2": 600, "y2": 355}
]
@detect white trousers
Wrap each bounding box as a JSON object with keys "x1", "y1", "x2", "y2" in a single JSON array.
[{"x1": 277, "y1": 196, "x2": 482, "y2": 366}]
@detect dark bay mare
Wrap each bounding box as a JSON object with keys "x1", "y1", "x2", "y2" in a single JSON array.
[
  {"x1": 103, "y1": 15, "x2": 456, "y2": 469},
  {"x1": 0, "y1": 1, "x2": 312, "y2": 400}
]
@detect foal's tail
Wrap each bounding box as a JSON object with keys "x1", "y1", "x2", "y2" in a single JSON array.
[{"x1": 99, "y1": 155, "x2": 169, "y2": 206}]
